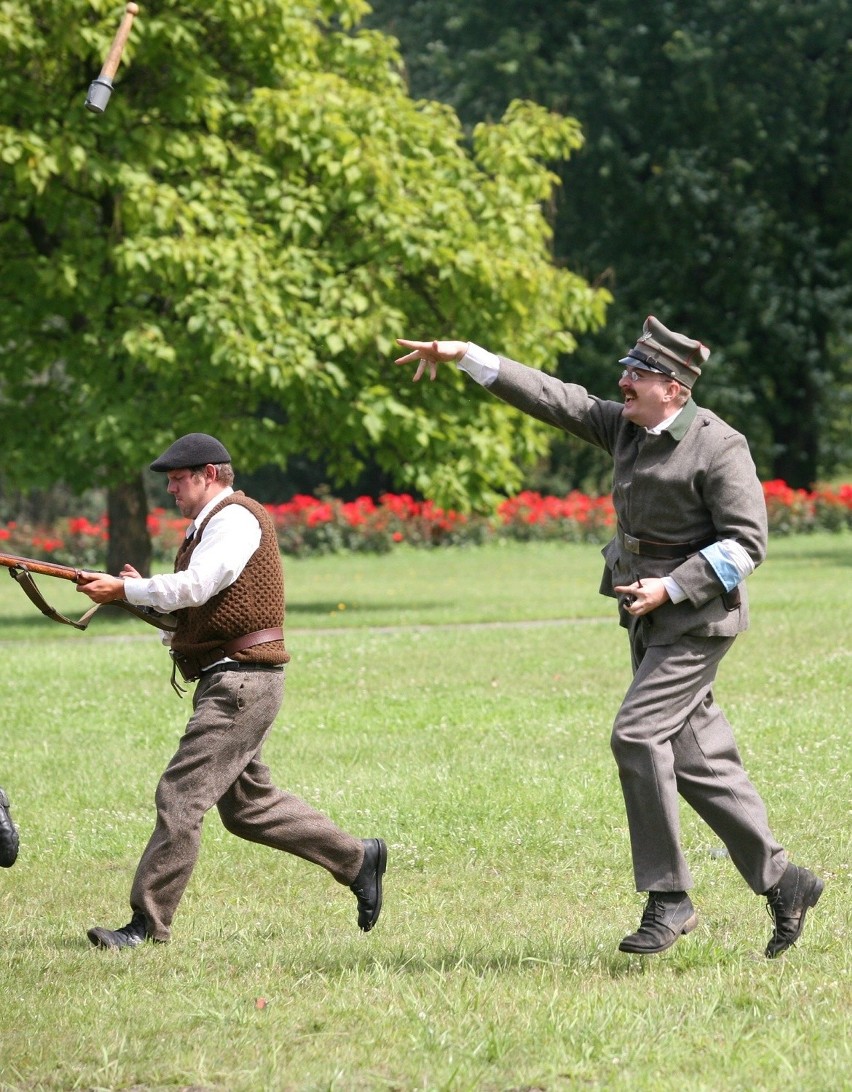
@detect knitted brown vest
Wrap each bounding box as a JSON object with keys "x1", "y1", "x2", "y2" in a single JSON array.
[{"x1": 169, "y1": 491, "x2": 289, "y2": 669}]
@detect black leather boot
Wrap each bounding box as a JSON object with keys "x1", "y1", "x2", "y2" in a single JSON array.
[
  {"x1": 619, "y1": 891, "x2": 698, "y2": 954},
  {"x1": 764, "y1": 863, "x2": 823, "y2": 958},
  {"x1": 87, "y1": 911, "x2": 149, "y2": 950},
  {"x1": 0, "y1": 788, "x2": 19, "y2": 868},
  {"x1": 349, "y1": 838, "x2": 387, "y2": 932}
]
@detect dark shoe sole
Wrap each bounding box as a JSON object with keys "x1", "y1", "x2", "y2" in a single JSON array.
[
  {"x1": 765, "y1": 876, "x2": 824, "y2": 958},
  {"x1": 361, "y1": 838, "x2": 387, "y2": 932},
  {"x1": 618, "y1": 911, "x2": 699, "y2": 955}
]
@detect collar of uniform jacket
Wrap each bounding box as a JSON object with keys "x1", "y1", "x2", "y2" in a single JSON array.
[{"x1": 645, "y1": 398, "x2": 697, "y2": 441}]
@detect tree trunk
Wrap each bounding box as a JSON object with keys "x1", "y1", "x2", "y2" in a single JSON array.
[
  {"x1": 771, "y1": 432, "x2": 820, "y2": 491},
  {"x1": 765, "y1": 364, "x2": 821, "y2": 490},
  {"x1": 107, "y1": 475, "x2": 152, "y2": 577}
]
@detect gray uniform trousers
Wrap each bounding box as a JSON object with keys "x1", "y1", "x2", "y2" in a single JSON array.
[
  {"x1": 130, "y1": 667, "x2": 364, "y2": 941},
  {"x1": 612, "y1": 618, "x2": 787, "y2": 896}
]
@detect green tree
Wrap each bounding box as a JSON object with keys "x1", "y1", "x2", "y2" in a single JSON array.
[
  {"x1": 0, "y1": 0, "x2": 608, "y2": 570},
  {"x1": 368, "y1": 0, "x2": 852, "y2": 487}
]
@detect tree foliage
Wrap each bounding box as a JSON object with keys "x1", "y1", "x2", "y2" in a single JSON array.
[
  {"x1": 368, "y1": 0, "x2": 852, "y2": 486},
  {"x1": 0, "y1": 0, "x2": 608, "y2": 559}
]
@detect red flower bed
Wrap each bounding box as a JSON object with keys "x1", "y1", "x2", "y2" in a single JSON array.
[
  {"x1": 266, "y1": 492, "x2": 489, "y2": 556},
  {"x1": 1, "y1": 483, "x2": 849, "y2": 566},
  {"x1": 496, "y1": 490, "x2": 616, "y2": 542}
]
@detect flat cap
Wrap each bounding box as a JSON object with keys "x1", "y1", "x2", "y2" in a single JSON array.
[
  {"x1": 619, "y1": 315, "x2": 710, "y2": 388},
  {"x1": 149, "y1": 433, "x2": 231, "y2": 472}
]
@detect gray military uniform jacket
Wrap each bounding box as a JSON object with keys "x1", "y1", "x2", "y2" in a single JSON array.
[{"x1": 491, "y1": 356, "x2": 768, "y2": 646}]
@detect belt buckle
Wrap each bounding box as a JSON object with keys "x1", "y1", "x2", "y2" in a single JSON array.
[{"x1": 623, "y1": 533, "x2": 641, "y2": 555}]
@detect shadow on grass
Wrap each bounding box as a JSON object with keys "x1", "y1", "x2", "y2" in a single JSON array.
[
  {"x1": 52, "y1": 933, "x2": 687, "y2": 979},
  {"x1": 0, "y1": 603, "x2": 152, "y2": 636},
  {"x1": 287, "y1": 599, "x2": 449, "y2": 619}
]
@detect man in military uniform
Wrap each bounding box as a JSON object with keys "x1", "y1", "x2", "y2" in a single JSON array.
[
  {"x1": 396, "y1": 318, "x2": 822, "y2": 959},
  {"x1": 78, "y1": 433, "x2": 386, "y2": 948}
]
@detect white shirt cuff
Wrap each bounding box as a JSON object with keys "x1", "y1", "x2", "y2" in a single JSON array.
[
  {"x1": 661, "y1": 576, "x2": 688, "y2": 604},
  {"x1": 123, "y1": 577, "x2": 149, "y2": 606},
  {"x1": 458, "y1": 343, "x2": 500, "y2": 387}
]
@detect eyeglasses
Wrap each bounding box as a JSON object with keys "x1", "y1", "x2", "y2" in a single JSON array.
[{"x1": 621, "y1": 367, "x2": 666, "y2": 382}]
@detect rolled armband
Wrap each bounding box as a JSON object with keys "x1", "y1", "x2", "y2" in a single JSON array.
[{"x1": 700, "y1": 540, "x2": 755, "y2": 592}]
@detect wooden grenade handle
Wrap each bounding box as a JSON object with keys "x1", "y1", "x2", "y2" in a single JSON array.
[{"x1": 98, "y1": 3, "x2": 139, "y2": 82}]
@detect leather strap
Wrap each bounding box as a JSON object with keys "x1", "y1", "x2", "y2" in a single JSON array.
[
  {"x1": 9, "y1": 566, "x2": 101, "y2": 630},
  {"x1": 7, "y1": 565, "x2": 177, "y2": 632},
  {"x1": 220, "y1": 627, "x2": 284, "y2": 656},
  {"x1": 617, "y1": 525, "x2": 716, "y2": 560}
]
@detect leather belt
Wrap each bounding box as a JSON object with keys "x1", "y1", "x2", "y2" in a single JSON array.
[
  {"x1": 192, "y1": 627, "x2": 284, "y2": 673},
  {"x1": 219, "y1": 627, "x2": 283, "y2": 657},
  {"x1": 617, "y1": 525, "x2": 716, "y2": 560},
  {"x1": 203, "y1": 662, "x2": 284, "y2": 675}
]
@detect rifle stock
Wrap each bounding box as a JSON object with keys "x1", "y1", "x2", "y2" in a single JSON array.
[
  {"x1": 0, "y1": 551, "x2": 177, "y2": 633},
  {"x1": 0, "y1": 552, "x2": 87, "y2": 583}
]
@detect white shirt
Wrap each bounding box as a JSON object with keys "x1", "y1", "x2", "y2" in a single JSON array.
[
  {"x1": 124, "y1": 487, "x2": 262, "y2": 614},
  {"x1": 457, "y1": 344, "x2": 753, "y2": 604}
]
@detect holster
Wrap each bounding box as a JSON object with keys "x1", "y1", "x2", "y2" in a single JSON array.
[
  {"x1": 169, "y1": 650, "x2": 198, "y2": 684},
  {"x1": 721, "y1": 586, "x2": 742, "y2": 611}
]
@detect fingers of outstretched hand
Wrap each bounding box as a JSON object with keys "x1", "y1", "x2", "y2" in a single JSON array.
[
  {"x1": 395, "y1": 338, "x2": 441, "y2": 381},
  {"x1": 413, "y1": 358, "x2": 437, "y2": 382}
]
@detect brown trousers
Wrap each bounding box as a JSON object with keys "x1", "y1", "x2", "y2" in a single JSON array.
[
  {"x1": 130, "y1": 667, "x2": 364, "y2": 941},
  {"x1": 611, "y1": 625, "x2": 787, "y2": 895}
]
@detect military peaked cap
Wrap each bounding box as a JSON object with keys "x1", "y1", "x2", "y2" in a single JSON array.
[{"x1": 619, "y1": 315, "x2": 710, "y2": 388}]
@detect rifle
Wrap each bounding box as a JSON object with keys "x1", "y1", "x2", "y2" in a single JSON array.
[{"x1": 0, "y1": 551, "x2": 177, "y2": 633}]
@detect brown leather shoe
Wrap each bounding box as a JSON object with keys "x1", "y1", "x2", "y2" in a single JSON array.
[
  {"x1": 87, "y1": 911, "x2": 148, "y2": 950},
  {"x1": 619, "y1": 892, "x2": 698, "y2": 954},
  {"x1": 349, "y1": 838, "x2": 387, "y2": 932},
  {"x1": 764, "y1": 864, "x2": 824, "y2": 958},
  {"x1": 0, "y1": 788, "x2": 19, "y2": 868}
]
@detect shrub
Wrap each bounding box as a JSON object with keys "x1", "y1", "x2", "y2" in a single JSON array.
[{"x1": 1, "y1": 482, "x2": 848, "y2": 567}]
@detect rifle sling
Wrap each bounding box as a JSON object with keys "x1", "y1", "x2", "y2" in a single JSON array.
[
  {"x1": 8, "y1": 566, "x2": 177, "y2": 633},
  {"x1": 114, "y1": 600, "x2": 178, "y2": 632},
  {"x1": 9, "y1": 566, "x2": 101, "y2": 630}
]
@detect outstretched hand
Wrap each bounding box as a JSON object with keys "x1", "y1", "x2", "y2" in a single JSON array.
[{"x1": 395, "y1": 339, "x2": 469, "y2": 382}]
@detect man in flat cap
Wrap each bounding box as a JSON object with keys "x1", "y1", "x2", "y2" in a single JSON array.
[
  {"x1": 77, "y1": 433, "x2": 386, "y2": 948},
  {"x1": 395, "y1": 320, "x2": 822, "y2": 959}
]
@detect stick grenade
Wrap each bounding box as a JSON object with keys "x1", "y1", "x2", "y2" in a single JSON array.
[{"x1": 84, "y1": 2, "x2": 139, "y2": 114}]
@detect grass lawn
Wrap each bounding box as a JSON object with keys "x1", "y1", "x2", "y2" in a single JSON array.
[{"x1": 0, "y1": 536, "x2": 849, "y2": 1090}]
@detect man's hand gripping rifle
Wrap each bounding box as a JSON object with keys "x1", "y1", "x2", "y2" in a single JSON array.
[{"x1": 0, "y1": 552, "x2": 176, "y2": 633}]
